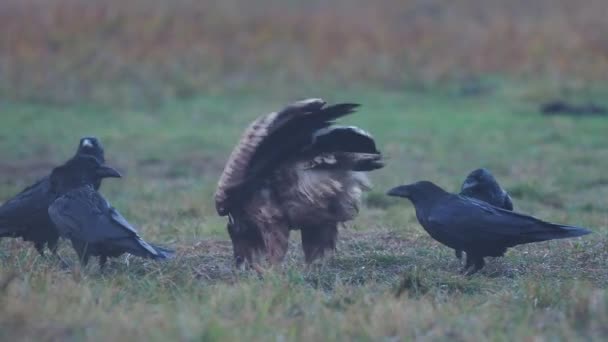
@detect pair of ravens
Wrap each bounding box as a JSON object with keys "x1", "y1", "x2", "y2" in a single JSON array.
[
  {"x1": 214, "y1": 98, "x2": 591, "y2": 275},
  {"x1": 389, "y1": 169, "x2": 589, "y2": 275},
  {"x1": 0, "y1": 137, "x2": 172, "y2": 267}
]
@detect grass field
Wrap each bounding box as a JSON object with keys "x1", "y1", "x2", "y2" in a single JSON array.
[{"x1": 1, "y1": 81, "x2": 607, "y2": 340}]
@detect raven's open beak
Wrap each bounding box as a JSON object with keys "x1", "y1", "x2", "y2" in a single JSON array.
[
  {"x1": 386, "y1": 185, "x2": 409, "y2": 198},
  {"x1": 96, "y1": 165, "x2": 122, "y2": 179}
]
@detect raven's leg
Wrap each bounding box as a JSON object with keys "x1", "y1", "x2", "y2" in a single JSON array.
[
  {"x1": 464, "y1": 255, "x2": 485, "y2": 276},
  {"x1": 46, "y1": 237, "x2": 70, "y2": 268},
  {"x1": 301, "y1": 223, "x2": 338, "y2": 264},
  {"x1": 72, "y1": 240, "x2": 90, "y2": 266},
  {"x1": 461, "y1": 252, "x2": 474, "y2": 273},
  {"x1": 34, "y1": 242, "x2": 45, "y2": 257},
  {"x1": 81, "y1": 254, "x2": 90, "y2": 266},
  {"x1": 99, "y1": 255, "x2": 108, "y2": 269},
  {"x1": 47, "y1": 238, "x2": 58, "y2": 255},
  {"x1": 455, "y1": 249, "x2": 463, "y2": 260},
  {"x1": 74, "y1": 247, "x2": 89, "y2": 266}
]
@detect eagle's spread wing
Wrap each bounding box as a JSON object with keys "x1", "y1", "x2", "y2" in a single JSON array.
[{"x1": 215, "y1": 98, "x2": 361, "y2": 216}]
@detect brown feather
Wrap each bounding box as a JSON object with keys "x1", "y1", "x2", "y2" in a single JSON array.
[
  {"x1": 215, "y1": 98, "x2": 327, "y2": 216},
  {"x1": 276, "y1": 159, "x2": 369, "y2": 225},
  {"x1": 216, "y1": 99, "x2": 383, "y2": 265},
  {"x1": 215, "y1": 112, "x2": 278, "y2": 216}
]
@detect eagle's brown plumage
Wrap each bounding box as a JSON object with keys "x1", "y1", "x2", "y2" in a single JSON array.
[{"x1": 215, "y1": 98, "x2": 384, "y2": 265}]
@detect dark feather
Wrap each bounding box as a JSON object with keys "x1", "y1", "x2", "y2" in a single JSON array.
[
  {"x1": 49, "y1": 185, "x2": 171, "y2": 264},
  {"x1": 216, "y1": 98, "x2": 384, "y2": 266},
  {"x1": 0, "y1": 137, "x2": 107, "y2": 256},
  {"x1": 215, "y1": 99, "x2": 360, "y2": 216},
  {"x1": 309, "y1": 126, "x2": 380, "y2": 155},
  {"x1": 388, "y1": 181, "x2": 591, "y2": 274}
]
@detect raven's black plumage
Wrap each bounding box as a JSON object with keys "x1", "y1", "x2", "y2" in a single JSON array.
[
  {"x1": 0, "y1": 137, "x2": 106, "y2": 256},
  {"x1": 460, "y1": 168, "x2": 513, "y2": 211},
  {"x1": 48, "y1": 156, "x2": 173, "y2": 267},
  {"x1": 387, "y1": 181, "x2": 591, "y2": 275},
  {"x1": 454, "y1": 168, "x2": 514, "y2": 260},
  {"x1": 76, "y1": 136, "x2": 106, "y2": 189}
]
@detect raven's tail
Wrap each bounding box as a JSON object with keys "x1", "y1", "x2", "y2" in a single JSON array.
[
  {"x1": 562, "y1": 225, "x2": 592, "y2": 237},
  {"x1": 149, "y1": 243, "x2": 175, "y2": 260},
  {"x1": 128, "y1": 237, "x2": 175, "y2": 260},
  {"x1": 524, "y1": 224, "x2": 592, "y2": 242}
]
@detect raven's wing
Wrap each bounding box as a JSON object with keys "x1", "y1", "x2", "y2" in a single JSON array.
[
  {"x1": 426, "y1": 195, "x2": 590, "y2": 250},
  {"x1": 0, "y1": 177, "x2": 52, "y2": 235},
  {"x1": 215, "y1": 99, "x2": 360, "y2": 215},
  {"x1": 48, "y1": 187, "x2": 167, "y2": 259},
  {"x1": 107, "y1": 207, "x2": 173, "y2": 258}
]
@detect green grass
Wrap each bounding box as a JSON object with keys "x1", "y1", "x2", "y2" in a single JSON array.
[{"x1": 1, "y1": 81, "x2": 607, "y2": 340}]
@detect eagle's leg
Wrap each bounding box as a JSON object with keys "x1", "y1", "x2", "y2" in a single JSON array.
[
  {"x1": 301, "y1": 222, "x2": 338, "y2": 263},
  {"x1": 259, "y1": 222, "x2": 290, "y2": 265}
]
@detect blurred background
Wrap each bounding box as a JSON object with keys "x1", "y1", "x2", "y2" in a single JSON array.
[
  {"x1": 2, "y1": 0, "x2": 608, "y2": 106},
  {"x1": 0, "y1": 2, "x2": 607, "y2": 339}
]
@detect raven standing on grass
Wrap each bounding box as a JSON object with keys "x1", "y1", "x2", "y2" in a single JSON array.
[
  {"x1": 0, "y1": 137, "x2": 106, "y2": 256},
  {"x1": 387, "y1": 181, "x2": 591, "y2": 275},
  {"x1": 48, "y1": 156, "x2": 173, "y2": 267},
  {"x1": 454, "y1": 168, "x2": 514, "y2": 260}
]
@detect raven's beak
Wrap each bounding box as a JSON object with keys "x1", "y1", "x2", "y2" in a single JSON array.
[
  {"x1": 461, "y1": 178, "x2": 477, "y2": 191},
  {"x1": 386, "y1": 185, "x2": 409, "y2": 198},
  {"x1": 81, "y1": 138, "x2": 93, "y2": 148},
  {"x1": 96, "y1": 165, "x2": 122, "y2": 179}
]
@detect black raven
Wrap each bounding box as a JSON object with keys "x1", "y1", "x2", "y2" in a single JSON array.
[
  {"x1": 0, "y1": 137, "x2": 107, "y2": 256},
  {"x1": 454, "y1": 168, "x2": 514, "y2": 260},
  {"x1": 460, "y1": 168, "x2": 513, "y2": 211},
  {"x1": 387, "y1": 181, "x2": 591, "y2": 275},
  {"x1": 48, "y1": 156, "x2": 173, "y2": 267}
]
